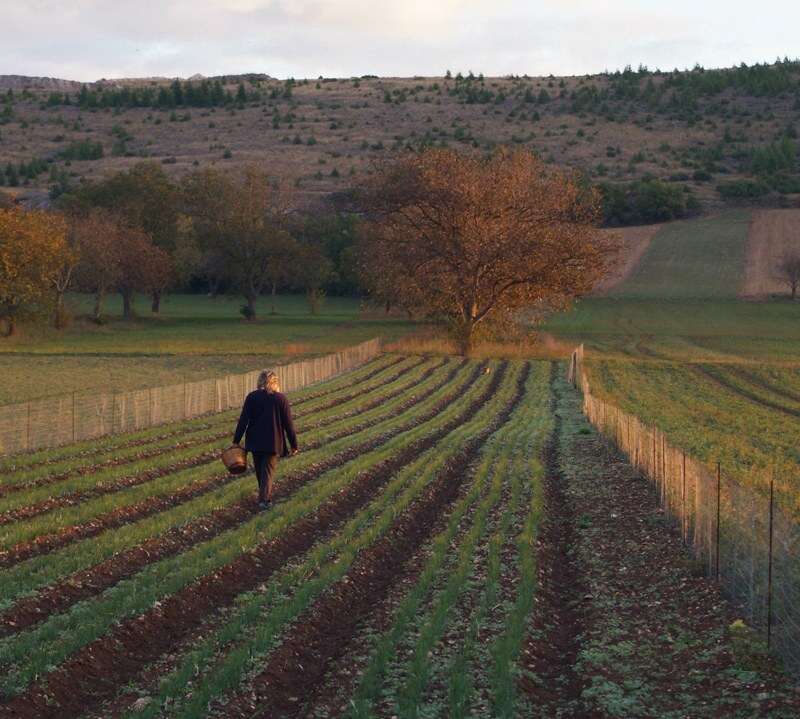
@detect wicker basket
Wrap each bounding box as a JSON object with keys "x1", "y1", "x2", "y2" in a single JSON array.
[{"x1": 221, "y1": 445, "x2": 248, "y2": 474}]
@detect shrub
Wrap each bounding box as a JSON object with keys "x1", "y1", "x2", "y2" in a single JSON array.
[
  {"x1": 600, "y1": 179, "x2": 694, "y2": 225},
  {"x1": 716, "y1": 179, "x2": 770, "y2": 198},
  {"x1": 60, "y1": 140, "x2": 103, "y2": 161}
]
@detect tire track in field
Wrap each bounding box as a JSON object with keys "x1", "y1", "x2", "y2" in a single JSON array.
[
  {"x1": 215, "y1": 365, "x2": 528, "y2": 719},
  {"x1": 0, "y1": 355, "x2": 405, "y2": 483},
  {"x1": 0, "y1": 361, "x2": 463, "y2": 636},
  {"x1": 0, "y1": 362, "x2": 501, "y2": 719},
  {"x1": 0, "y1": 360, "x2": 463, "y2": 571},
  {"x1": 724, "y1": 365, "x2": 800, "y2": 406},
  {"x1": 693, "y1": 364, "x2": 800, "y2": 419},
  {"x1": 0, "y1": 358, "x2": 433, "y2": 520},
  {"x1": 0, "y1": 356, "x2": 416, "y2": 500}
]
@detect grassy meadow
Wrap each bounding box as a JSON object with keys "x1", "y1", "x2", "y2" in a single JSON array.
[{"x1": 0, "y1": 293, "x2": 414, "y2": 405}]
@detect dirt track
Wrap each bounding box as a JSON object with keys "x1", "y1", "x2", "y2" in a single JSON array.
[{"x1": 594, "y1": 224, "x2": 662, "y2": 294}]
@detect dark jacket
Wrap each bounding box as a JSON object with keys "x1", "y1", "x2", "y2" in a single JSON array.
[{"x1": 233, "y1": 390, "x2": 298, "y2": 456}]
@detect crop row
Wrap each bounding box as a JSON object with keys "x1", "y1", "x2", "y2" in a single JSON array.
[
  {"x1": 0, "y1": 353, "x2": 412, "y2": 488},
  {"x1": 0, "y1": 358, "x2": 469, "y2": 613},
  {"x1": 0, "y1": 358, "x2": 506, "y2": 709},
  {"x1": 182, "y1": 362, "x2": 528, "y2": 719},
  {"x1": 0, "y1": 355, "x2": 438, "y2": 521},
  {"x1": 0, "y1": 356, "x2": 447, "y2": 548},
  {"x1": 584, "y1": 359, "x2": 800, "y2": 504}
]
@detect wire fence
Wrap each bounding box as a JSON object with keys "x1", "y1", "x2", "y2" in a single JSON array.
[
  {"x1": 568, "y1": 344, "x2": 800, "y2": 677},
  {"x1": 0, "y1": 338, "x2": 382, "y2": 456}
]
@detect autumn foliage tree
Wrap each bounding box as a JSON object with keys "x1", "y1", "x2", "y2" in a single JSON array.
[
  {"x1": 0, "y1": 208, "x2": 71, "y2": 336},
  {"x1": 357, "y1": 148, "x2": 616, "y2": 353},
  {"x1": 71, "y1": 209, "x2": 123, "y2": 322}
]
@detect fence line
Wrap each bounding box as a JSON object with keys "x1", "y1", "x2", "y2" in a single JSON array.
[
  {"x1": 0, "y1": 338, "x2": 382, "y2": 456},
  {"x1": 568, "y1": 344, "x2": 799, "y2": 677}
]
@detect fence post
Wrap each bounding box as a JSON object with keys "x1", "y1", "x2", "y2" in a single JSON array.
[
  {"x1": 183, "y1": 381, "x2": 187, "y2": 420},
  {"x1": 149, "y1": 387, "x2": 153, "y2": 427},
  {"x1": 681, "y1": 450, "x2": 687, "y2": 544},
  {"x1": 715, "y1": 460, "x2": 721, "y2": 580},
  {"x1": 767, "y1": 471, "x2": 775, "y2": 649},
  {"x1": 26, "y1": 401, "x2": 31, "y2": 450},
  {"x1": 72, "y1": 391, "x2": 76, "y2": 442}
]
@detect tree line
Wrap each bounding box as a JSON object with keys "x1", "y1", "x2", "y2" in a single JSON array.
[
  {"x1": 0, "y1": 161, "x2": 357, "y2": 335},
  {"x1": 2, "y1": 147, "x2": 625, "y2": 353}
]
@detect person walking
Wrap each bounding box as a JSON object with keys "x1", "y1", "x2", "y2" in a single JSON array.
[{"x1": 233, "y1": 370, "x2": 298, "y2": 510}]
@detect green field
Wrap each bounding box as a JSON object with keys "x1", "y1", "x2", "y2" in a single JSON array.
[
  {"x1": 0, "y1": 294, "x2": 414, "y2": 405},
  {"x1": 610, "y1": 210, "x2": 750, "y2": 300},
  {"x1": 545, "y1": 210, "x2": 800, "y2": 364},
  {"x1": 544, "y1": 211, "x2": 800, "y2": 511}
]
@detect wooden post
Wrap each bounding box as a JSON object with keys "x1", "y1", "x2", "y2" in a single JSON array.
[
  {"x1": 715, "y1": 461, "x2": 722, "y2": 580},
  {"x1": 149, "y1": 387, "x2": 153, "y2": 427},
  {"x1": 767, "y1": 472, "x2": 775, "y2": 649},
  {"x1": 72, "y1": 391, "x2": 76, "y2": 442},
  {"x1": 682, "y1": 451, "x2": 687, "y2": 544},
  {"x1": 26, "y1": 401, "x2": 31, "y2": 450}
]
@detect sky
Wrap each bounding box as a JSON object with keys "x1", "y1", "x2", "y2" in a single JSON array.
[{"x1": 1, "y1": 0, "x2": 798, "y2": 82}]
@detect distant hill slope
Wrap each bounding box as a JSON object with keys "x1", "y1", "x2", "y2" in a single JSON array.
[
  {"x1": 609, "y1": 210, "x2": 751, "y2": 298},
  {"x1": 0, "y1": 62, "x2": 799, "y2": 209}
]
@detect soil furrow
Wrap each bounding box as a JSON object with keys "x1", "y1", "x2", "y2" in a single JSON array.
[
  {"x1": 0, "y1": 361, "x2": 459, "y2": 636},
  {"x1": 215, "y1": 363, "x2": 527, "y2": 719},
  {"x1": 0, "y1": 361, "x2": 466, "y2": 571},
  {"x1": 517, "y1": 363, "x2": 588, "y2": 718},
  {"x1": 0, "y1": 358, "x2": 438, "y2": 523},
  {"x1": 0, "y1": 355, "x2": 403, "y2": 482},
  {"x1": 0, "y1": 356, "x2": 418, "y2": 501},
  {"x1": 0, "y1": 362, "x2": 495, "y2": 719}
]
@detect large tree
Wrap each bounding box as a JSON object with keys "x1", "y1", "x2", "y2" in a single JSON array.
[
  {"x1": 71, "y1": 209, "x2": 123, "y2": 322},
  {"x1": 0, "y1": 208, "x2": 70, "y2": 336},
  {"x1": 357, "y1": 148, "x2": 616, "y2": 353},
  {"x1": 63, "y1": 162, "x2": 179, "y2": 312},
  {"x1": 183, "y1": 166, "x2": 294, "y2": 319}
]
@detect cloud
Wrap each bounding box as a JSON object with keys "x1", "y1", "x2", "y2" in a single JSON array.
[{"x1": 1, "y1": 0, "x2": 797, "y2": 81}]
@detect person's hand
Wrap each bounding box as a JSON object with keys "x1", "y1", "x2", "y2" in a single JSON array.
[{"x1": 291, "y1": 448, "x2": 299, "y2": 456}]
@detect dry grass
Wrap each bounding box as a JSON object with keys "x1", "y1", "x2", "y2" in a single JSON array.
[
  {"x1": 384, "y1": 328, "x2": 572, "y2": 360},
  {"x1": 3, "y1": 74, "x2": 798, "y2": 208},
  {"x1": 741, "y1": 209, "x2": 800, "y2": 298}
]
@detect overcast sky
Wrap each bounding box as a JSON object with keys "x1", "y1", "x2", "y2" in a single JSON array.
[{"x1": 2, "y1": 0, "x2": 798, "y2": 82}]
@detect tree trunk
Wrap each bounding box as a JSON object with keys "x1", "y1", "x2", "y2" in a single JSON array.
[
  {"x1": 151, "y1": 290, "x2": 161, "y2": 314},
  {"x1": 792, "y1": 281, "x2": 797, "y2": 300},
  {"x1": 271, "y1": 283, "x2": 277, "y2": 315},
  {"x1": 53, "y1": 291, "x2": 66, "y2": 329},
  {"x1": 454, "y1": 318, "x2": 474, "y2": 356},
  {"x1": 93, "y1": 291, "x2": 105, "y2": 323},
  {"x1": 246, "y1": 293, "x2": 257, "y2": 320},
  {"x1": 0, "y1": 315, "x2": 15, "y2": 337},
  {"x1": 208, "y1": 276, "x2": 219, "y2": 298},
  {"x1": 121, "y1": 289, "x2": 134, "y2": 320}
]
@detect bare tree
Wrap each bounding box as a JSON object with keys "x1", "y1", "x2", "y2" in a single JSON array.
[
  {"x1": 357, "y1": 147, "x2": 617, "y2": 354},
  {"x1": 775, "y1": 252, "x2": 800, "y2": 300}
]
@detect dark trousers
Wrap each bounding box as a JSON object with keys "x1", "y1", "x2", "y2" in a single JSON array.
[{"x1": 252, "y1": 452, "x2": 278, "y2": 502}]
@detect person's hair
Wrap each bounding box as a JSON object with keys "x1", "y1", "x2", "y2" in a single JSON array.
[{"x1": 257, "y1": 370, "x2": 280, "y2": 393}]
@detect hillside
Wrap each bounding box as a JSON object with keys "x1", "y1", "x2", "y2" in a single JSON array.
[{"x1": 1, "y1": 61, "x2": 799, "y2": 210}]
